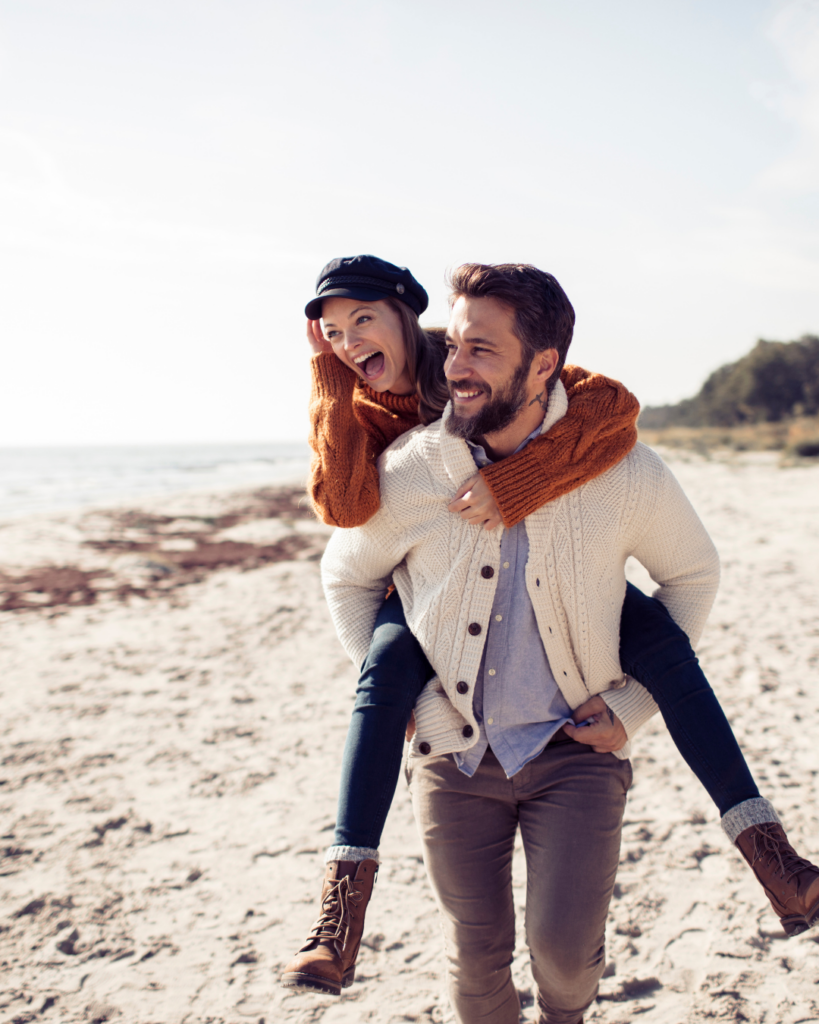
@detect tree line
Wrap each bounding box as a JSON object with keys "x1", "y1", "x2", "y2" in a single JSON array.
[{"x1": 639, "y1": 335, "x2": 819, "y2": 428}]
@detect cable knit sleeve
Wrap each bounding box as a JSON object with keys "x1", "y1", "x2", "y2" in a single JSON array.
[
  {"x1": 321, "y1": 501, "x2": 410, "y2": 670},
  {"x1": 308, "y1": 353, "x2": 419, "y2": 528},
  {"x1": 479, "y1": 366, "x2": 640, "y2": 527},
  {"x1": 601, "y1": 449, "x2": 721, "y2": 742},
  {"x1": 629, "y1": 454, "x2": 720, "y2": 648}
]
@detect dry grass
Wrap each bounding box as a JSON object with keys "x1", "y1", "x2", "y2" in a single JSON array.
[{"x1": 638, "y1": 414, "x2": 819, "y2": 458}]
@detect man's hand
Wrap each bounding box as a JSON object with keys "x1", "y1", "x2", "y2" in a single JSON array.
[
  {"x1": 448, "y1": 474, "x2": 502, "y2": 531},
  {"x1": 406, "y1": 710, "x2": 416, "y2": 742},
  {"x1": 563, "y1": 695, "x2": 627, "y2": 753},
  {"x1": 306, "y1": 318, "x2": 333, "y2": 355}
]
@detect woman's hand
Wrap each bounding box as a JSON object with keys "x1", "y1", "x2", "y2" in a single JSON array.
[
  {"x1": 447, "y1": 474, "x2": 502, "y2": 531},
  {"x1": 562, "y1": 695, "x2": 627, "y2": 753},
  {"x1": 306, "y1": 318, "x2": 333, "y2": 355}
]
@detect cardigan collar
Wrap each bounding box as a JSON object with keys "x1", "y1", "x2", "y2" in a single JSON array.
[{"x1": 439, "y1": 378, "x2": 569, "y2": 490}]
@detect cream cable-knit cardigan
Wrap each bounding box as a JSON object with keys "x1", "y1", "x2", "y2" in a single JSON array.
[{"x1": 321, "y1": 381, "x2": 720, "y2": 761}]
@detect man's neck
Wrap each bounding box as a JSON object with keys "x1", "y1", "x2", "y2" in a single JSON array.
[{"x1": 473, "y1": 395, "x2": 548, "y2": 460}]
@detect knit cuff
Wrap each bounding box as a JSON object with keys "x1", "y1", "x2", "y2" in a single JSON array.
[
  {"x1": 720, "y1": 798, "x2": 780, "y2": 845},
  {"x1": 410, "y1": 676, "x2": 472, "y2": 759},
  {"x1": 311, "y1": 352, "x2": 358, "y2": 400},
  {"x1": 600, "y1": 677, "x2": 660, "y2": 744},
  {"x1": 481, "y1": 454, "x2": 560, "y2": 528},
  {"x1": 324, "y1": 845, "x2": 380, "y2": 865},
  {"x1": 479, "y1": 381, "x2": 569, "y2": 527}
]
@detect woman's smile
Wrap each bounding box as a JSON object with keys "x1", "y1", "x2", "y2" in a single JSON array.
[{"x1": 352, "y1": 349, "x2": 386, "y2": 381}]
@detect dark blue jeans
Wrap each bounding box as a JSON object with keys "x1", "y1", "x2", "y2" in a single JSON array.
[{"x1": 333, "y1": 583, "x2": 760, "y2": 849}]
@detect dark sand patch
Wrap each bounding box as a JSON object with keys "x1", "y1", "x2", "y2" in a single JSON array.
[{"x1": 0, "y1": 486, "x2": 321, "y2": 613}]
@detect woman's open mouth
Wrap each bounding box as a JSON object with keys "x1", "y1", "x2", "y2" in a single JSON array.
[{"x1": 353, "y1": 350, "x2": 385, "y2": 381}]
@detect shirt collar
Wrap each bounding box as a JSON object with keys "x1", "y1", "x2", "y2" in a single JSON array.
[{"x1": 466, "y1": 422, "x2": 544, "y2": 468}]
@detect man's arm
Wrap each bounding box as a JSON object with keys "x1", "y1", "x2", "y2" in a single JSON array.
[
  {"x1": 628, "y1": 459, "x2": 720, "y2": 646},
  {"x1": 320, "y1": 503, "x2": 411, "y2": 670},
  {"x1": 600, "y1": 455, "x2": 720, "y2": 742}
]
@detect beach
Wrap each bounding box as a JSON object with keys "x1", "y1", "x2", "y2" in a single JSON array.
[{"x1": 2, "y1": 450, "x2": 819, "y2": 1024}]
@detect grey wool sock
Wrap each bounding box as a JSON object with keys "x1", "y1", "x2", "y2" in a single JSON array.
[
  {"x1": 325, "y1": 845, "x2": 380, "y2": 865},
  {"x1": 721, "y1": 797, "x2": 781, "y2": 845}
]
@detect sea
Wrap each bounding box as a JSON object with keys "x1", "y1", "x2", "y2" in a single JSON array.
[{"x1": 0, "y1": 443, "x2": 312, "y2": 521}]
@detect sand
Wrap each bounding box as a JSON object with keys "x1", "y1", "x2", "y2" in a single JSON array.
[{"x1": 1, "y1": 450, "x2": 819, "y2": 1024}]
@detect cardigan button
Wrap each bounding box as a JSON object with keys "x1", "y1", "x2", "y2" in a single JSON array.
[
  {"x1": 456, "y1": 681, "x2": 469, "y2": 695},
  {"x1": 462, "y1": 725, "x2": 474, "y2": 738},
  {"x1": 468, "y1": 622, "x2": 482, "y2": 636},
  {"x1": 419, "y1": 742, "x2": 431, "y2": 755},
  {"x1": 481, "y1": 565, "x2": 494, "y2": 579}
]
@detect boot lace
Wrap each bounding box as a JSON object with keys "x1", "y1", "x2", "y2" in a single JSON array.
[
  {"x1": 307, "y1": 875, "x2": 364, "y2": 951},
  {"x1": 751, "y1": 824, "x2": 815, "y2": 883}
]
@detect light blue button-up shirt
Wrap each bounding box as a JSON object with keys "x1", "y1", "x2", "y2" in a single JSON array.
[{"x1": 454, "y1": 425, "x2": 574, "y2": 779}]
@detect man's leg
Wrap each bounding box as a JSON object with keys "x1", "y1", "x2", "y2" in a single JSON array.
[
  {"x1": 407, "y1": 750, "x2": 521, "y2": 1024},
  {"x1": 516, "y1": 736, "x2": 632, "y2": 1024}
]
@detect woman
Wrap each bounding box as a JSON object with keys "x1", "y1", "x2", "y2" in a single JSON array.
[{"x1": 281, "y1": 255, "x2": 819, "y2": 996}]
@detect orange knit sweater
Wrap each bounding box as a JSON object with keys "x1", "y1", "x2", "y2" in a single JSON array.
[{"x1": 308, "y1": 353, "x2": 640, "y2": 529}]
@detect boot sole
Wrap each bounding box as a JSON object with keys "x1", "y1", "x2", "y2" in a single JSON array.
[
  {"x1": 783, "y1": 916, "x2": 808, "y2": 938},
  {"x1": 781, "y1": 903, "x2": 819, "y2": 938},
  {"x1": 280, "y1": 967, "x2": 356, "y2": 996}
]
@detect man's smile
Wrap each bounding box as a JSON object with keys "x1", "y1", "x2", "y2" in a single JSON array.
[{"x1": 449, "y1": 381, "x2": 489, "y2": 405}]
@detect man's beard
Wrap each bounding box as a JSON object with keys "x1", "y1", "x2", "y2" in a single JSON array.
[{"x1": 445, "y1": 359, "x2": 531, "y2": 441}]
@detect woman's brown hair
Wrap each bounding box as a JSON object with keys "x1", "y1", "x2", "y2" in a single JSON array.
[{"x1": 385, "y1": 299, "x2": 449, "y2": 425}]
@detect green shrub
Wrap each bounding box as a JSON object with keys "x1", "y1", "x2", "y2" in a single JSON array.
[
  {"x1": 793, "y1": 439, "x2": 819, "y2": 458},
  {"x1": 640, "y1": 335, "x2": 819, "y2": 428}
]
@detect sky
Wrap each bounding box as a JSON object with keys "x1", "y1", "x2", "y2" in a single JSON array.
[{"x1": 1, "y1": 0, "x2": 818, "y2": 445}]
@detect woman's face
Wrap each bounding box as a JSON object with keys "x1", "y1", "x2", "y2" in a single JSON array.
[{"x1": 320, "y1": 298, "x2": 413, "y2": 395}]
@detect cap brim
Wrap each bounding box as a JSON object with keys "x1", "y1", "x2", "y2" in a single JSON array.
[{"x1": 304, "y1": 287, "x2": 391, "y2": 320}]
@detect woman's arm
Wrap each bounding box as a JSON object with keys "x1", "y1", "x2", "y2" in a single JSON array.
[
  {"x1": 308, "y1": 352, "x2": 382, "y2": 527},
  {"x1": 478, "y1": 365, "x2": 640, "y2": 527},
  {"x1": 307, "y1": 325, "x2": 421, "y2": 528}
]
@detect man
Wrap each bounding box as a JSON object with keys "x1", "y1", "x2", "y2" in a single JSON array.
[{"x1": 321, "y1": 264, "x2": 720, "y2": 1023}]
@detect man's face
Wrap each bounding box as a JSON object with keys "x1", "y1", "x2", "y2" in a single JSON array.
[{"x1": 444, "y1": 295, "x2": 531, "y2": 439}]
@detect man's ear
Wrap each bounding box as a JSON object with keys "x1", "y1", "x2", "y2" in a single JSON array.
[{"x1": 534, "y1": 348, "x2": 559, "y2": 382}]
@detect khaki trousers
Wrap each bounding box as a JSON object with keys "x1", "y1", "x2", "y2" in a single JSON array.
[{"x1": 406, "y1": 735, "x2": 632, "y2": 1024}]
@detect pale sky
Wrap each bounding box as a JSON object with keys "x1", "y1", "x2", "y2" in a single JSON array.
[{"x1": 2, "y1": 0, "x2": 818, "y2": 444}]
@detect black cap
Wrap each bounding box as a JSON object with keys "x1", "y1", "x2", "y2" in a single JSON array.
[{"x1": 305, "y1": 254, "x2": 429, "y2": 320}]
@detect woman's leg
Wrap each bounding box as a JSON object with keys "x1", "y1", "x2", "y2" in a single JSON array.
[
  {"x1": 328, "y1": 587, "x2": 433, "y2": 858},
  {"x1": 282, "y1": 589, "x2": 433, "y2": 993},
  {"x1": 619, "y1": 581, "x2": 760, "y2": 818},
  {"x1": 619, "y1": 582, "x2": 819, "y2": 936}
]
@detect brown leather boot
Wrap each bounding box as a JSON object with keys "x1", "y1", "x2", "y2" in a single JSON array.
[
  {"x1": 735, "y1": 822, "x2": 819, "y2": 936},
  {"x1": 281, "y1": 859, "x2": 377, "y2": 995}
]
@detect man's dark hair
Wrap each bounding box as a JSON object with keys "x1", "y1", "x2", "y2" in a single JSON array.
[{"x1": 446, "y1": 263, "x2": 575, "y2": 390}]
